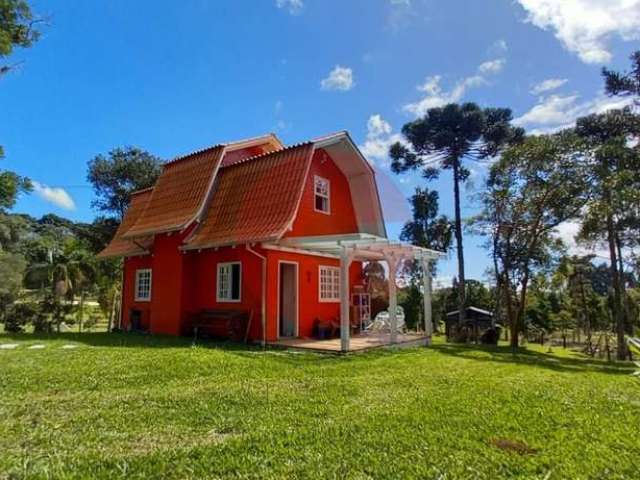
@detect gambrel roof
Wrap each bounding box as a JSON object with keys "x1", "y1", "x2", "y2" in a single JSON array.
[
  {"x1": 184, "y1": 143, "x2": 314, "y2": 250},
  {"x1": 98, "y1": 132, "x2": 386, "y2": 258},
  {"x1": 96, "y1": 188, "x2": 154, "y2": 258}
]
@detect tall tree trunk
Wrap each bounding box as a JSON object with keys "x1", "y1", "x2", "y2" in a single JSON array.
[
  {"x1": 492, "y1": 233, "x2": 502, "y2": 326},
  {"x1": 79, "y1": 291, "x2": 85, "y2": 334},
  {"x1": 452, "y1": 158, "x2": 466, "y2": 326},
  {"x1": 503, "y1": 268, "x2": 518, "y2": 350},
  {"x1": 606, "y1": 211, "x2": 627, "y2": 360},
  {"x1": 615, "y1": 231, "x2": 628, "y2": 337}
]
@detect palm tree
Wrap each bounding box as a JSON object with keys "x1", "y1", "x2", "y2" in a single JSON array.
[
  {"x1": 390, "y1": 103, "x2": 523, "y2": 326},
  {"x1": 28, "y1": 239, "x2": 96, "y2": 332}
]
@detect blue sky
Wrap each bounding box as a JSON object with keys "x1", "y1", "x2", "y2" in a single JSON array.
[{"x1": 2, "y1": 0, "x2": 639, "y2": 286}]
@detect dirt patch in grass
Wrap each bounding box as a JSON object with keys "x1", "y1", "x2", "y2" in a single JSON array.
[
  {"x1": 122, "y1": 428, "x2": 242, "y2": 456},
  {"x1": 489, "y1": 438, "x2": 538, "y2": 455}
]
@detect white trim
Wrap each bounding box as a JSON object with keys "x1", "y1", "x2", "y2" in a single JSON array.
[
  {"x1": 186, "y1": 145, "x2": 228, "y2": 235},
  {"x1": 277, "y1": 233, "x2": 443, "y2": 262},
  {"x1": 216, "y1": 261, "x2": 242, "y2": 303},
  {"x1": 318, "y1": 265, "x2": 341, "y2": 303},
  {"x1": 134, "y1": 268, "x2": 152, "y2": 302},
  {"x1": 313, "y1": 175, "x2": 331, "y2": 215},
  {"x1": 260, "y1": 243, "x2": 340, "y2": 259},
  {"x1": 277, "y1": 260, "x2": 299, "y2": 338}
]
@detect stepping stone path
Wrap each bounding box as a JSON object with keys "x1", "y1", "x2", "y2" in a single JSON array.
[{"x1": 0, "y1": 343, "x2": 80, "y2": 350}]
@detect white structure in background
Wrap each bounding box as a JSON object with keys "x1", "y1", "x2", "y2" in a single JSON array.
[{"x1": 367, "y1": 306, "x2": 406, "y2": 333}]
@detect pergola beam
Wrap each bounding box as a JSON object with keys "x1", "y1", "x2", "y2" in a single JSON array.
[
  {"x1": 340, "y1": 247, "x2": 354, "y2": 352},
  {"x1": 274, "y1": 234, "x2": 441, "y2": 352}
]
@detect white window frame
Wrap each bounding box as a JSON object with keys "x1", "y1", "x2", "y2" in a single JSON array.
[
  {"x1": 318, "y1": 265, "x2": 340, "y2": 302},
  {"x1": 314, "y1": 175, "x2": 331, "y2": 214},
  {"x1": 134, "y1": 269, "x2": 152, "y2": 302},
  {"x1": 217, "y1": 262, "x2": 242, "y2": 303}
]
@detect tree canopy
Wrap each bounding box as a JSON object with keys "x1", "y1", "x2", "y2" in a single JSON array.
[
  {"x1": 87, "y1": 146, "x2": 163, "y2": 220},
  {"x1": 602, "y1": 50, "x2": 640, "y2": 101},
  {"x1": 0, "y1": 0, "x2": 41, "y2": 76},
  {"x1": 390, "y1": 102, "x2": 524, "y2": 325},
  {"x1": 475, "y1": 132, "x2": 589, "y2": 349}
]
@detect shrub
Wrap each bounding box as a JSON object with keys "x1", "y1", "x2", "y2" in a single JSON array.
[{"x1": 3, "y1": 303, "x2": 39, "y2": 333}]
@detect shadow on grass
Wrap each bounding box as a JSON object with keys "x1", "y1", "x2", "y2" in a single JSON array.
[
  {"x1": 0, "y1": 331, "x2": 251, "y2": 350},
  {"x1": 3, "y1": 332, "x2": 633, "y2": 373},
  {"x1": 429, "y1": 342, "x2": 635, "y2": 376},
  {"x1": 0, "y1": 331, "x2": 340, "y2": 365}
]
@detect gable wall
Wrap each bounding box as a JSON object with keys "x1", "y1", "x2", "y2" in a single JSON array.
[{"x1": 285, "y1": 149, "x2": 359, "y2": 238}]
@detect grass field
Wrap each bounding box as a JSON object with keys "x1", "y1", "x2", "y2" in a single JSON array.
[{"x1": 1, "y1": 333, "x2": 639, "y2": 479}]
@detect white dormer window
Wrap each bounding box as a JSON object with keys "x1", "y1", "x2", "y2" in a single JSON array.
[{"x1": 314, "y1": 175, "x2": 330, "y2": 214}]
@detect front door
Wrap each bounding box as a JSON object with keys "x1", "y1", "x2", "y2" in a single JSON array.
[{"x1": 279, "y1": 262, "x2": 298, "y2": 337}]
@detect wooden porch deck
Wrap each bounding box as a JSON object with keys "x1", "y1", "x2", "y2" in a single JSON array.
[{"x1": 271, "y1": 332, "x2": 428, "y2": 353}]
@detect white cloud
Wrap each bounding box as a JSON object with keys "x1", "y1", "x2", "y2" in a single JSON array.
[
  {"x1": 276, "y1": 0, "x2": 303, "y2": 15},
  {"x1": 530, "y1": 78, "x2": 568, "y2": 95},
  {"x1": 390, "y1": 0, "x2": 411, "y2": 5},
  {"x1": 554, "y1": 220, "x2": 612, "y2": 258},
  {"x1": 492, "y1": 39, "x2": 508, "y2": 53},
  {"x1": 478, "y1": 59, "x2": 505, "y2": 75},
  {"x1": 32, "y1": 182, "x2": 76, "y2": 211},
  {"x1": 517, "y1": 0, "x2": 640, "y2": 64},
  {"x1": 403, "y1": 58, "x2": 505, "y2": 117},
  {"x1": 359, "y1": 114, "x2": 404, "y2": 166},
  {"x1": 514, "y1": 92, "x2": 634, "y2": 133},
  {"x1": 367, "y1": 114, "x2": 392, "y2": 138},
  {"x1": 320, "y1": 65, "x2": 355, "y2": 91}
]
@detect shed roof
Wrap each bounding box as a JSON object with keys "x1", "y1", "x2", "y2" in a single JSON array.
[{"x1": 446, "y1": 306, "x2": 494, "y2": 318}]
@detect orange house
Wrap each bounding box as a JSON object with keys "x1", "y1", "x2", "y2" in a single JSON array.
[{"x1": 99, "y1": 132, "x2": 439, "y2": 352}]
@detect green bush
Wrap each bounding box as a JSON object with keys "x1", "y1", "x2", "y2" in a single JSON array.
[{"x1": 3, "y1": 303, "x2": 39, "y2": 333}]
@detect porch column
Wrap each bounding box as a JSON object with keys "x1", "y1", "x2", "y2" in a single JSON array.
[
  {"x1": 422, "y1": 259, "x2": 433, "y2": 346},
  {"x1": 340, "y1": 248, "x2": 353, "y2": 353},
  {"x1": 385, "y1": 254, "x2": 401, "y2": 344}
]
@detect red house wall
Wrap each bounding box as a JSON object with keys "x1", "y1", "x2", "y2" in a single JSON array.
[
  {"x1": 120, "y1": 146, "x2": 368, "y2": 341},
  {"x1": 183, "y1": 245, "x2": 265, "y2": 340},
  {"x1": 285, "y1": 149, "x2": 359, "y2": 238},
  {"x1": 121, "y1": 255, "x2": 153, "y2": 330},
  {"x1": 263, "y1": 249, "x2": 363, "y2": 341}
]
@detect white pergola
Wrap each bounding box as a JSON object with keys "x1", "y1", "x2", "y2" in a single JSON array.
[{"x1": 275, "y1": 233, "x2": 443, "y2": 352}]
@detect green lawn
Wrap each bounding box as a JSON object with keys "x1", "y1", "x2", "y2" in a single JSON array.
[{"x1": 1, "y1": 334, "x2": 638, "y2": 479}]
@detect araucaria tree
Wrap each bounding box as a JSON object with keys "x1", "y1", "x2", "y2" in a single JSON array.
[
  {"x1": 475, "y1": 132, "x2": 588, "y2": 349},
  {"x1": 602, "y1": 50, "x2": 640, "y2": 103},
  {"x1": 390, "y1": 102, "x2": 523, "y2": 325},
  {"x1": 575, "y1": 108, "x2": 640, "y2": 360}
]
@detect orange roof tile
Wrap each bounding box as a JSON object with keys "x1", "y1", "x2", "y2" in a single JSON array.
[
  {"x1": 97, "y1": 189, "x2": 154, "y2": 258},
  {"x1": 184, "y1": 143, "x2": 315, "y2": 250},
  {"x1": 123, "y1": 146, "x2": 225, "y2": 238}
]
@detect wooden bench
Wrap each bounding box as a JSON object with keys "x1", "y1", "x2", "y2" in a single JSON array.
[{"x1": 191, "y1": 309, "x2": 250, "y2": 343}]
